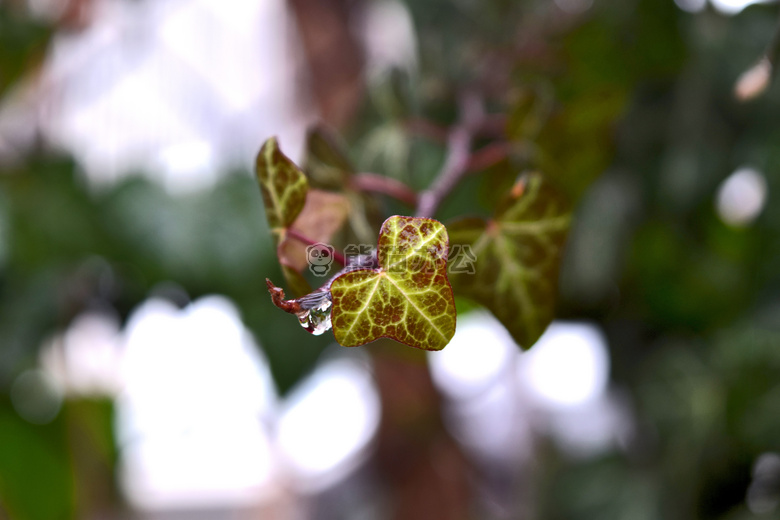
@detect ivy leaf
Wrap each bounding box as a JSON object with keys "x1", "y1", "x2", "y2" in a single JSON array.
[
  {"x1": 330, "y1": 216, "x2": 456, "y2": 351},
  {"x1": 448, "y1": 173, "x2": 571, "y2": 349},
  {"x1": 256, "y1": 137, "x2": 311, "y2": 295},
  {"x1": 255, "y1": 137, "x2": 309, "y2": 237}
]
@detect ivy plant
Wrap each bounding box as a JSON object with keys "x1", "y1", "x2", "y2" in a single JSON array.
[{"x1": 259, "y1": 95, "x2": 572, "y2": 352}]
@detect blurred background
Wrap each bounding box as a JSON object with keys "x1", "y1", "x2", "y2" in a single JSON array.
[{"x1": 2, "y1": 0, "x2": 780, "y2": 519}]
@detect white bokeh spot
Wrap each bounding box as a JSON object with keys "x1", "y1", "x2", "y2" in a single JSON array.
[{"x1": 716, "y1": 167, "x2": 767, "y2": 227}]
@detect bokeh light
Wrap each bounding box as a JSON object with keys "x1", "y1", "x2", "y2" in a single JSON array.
[
  {"x1": 428, "y1": 311, "x2": 516, "y2": 400},
  {"x1": 276, "y1": 352, "x2": 380, "y2": 492},
  {"x1": 39, "y1": 0, "x2": 303, "y2": 192},
  {"x1": 116, "y1": 296, "x2": 277, "y2": 510},
  {"x1": 519, "y1": 322, "x2": 610, "y2": 408},
  {"x1": 716, "y1": 167, "x2": 768, "y2": 227}
]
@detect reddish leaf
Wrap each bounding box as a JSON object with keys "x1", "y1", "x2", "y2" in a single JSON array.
[{"x1": 278, "y1": 190, "x2": 350, "y2": 271}]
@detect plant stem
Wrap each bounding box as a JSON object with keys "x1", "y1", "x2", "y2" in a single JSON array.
[
  {"x1": 416, "y1": 92, "x2": 485, "y2": 218},
  {"x1": 350, "y1": 173, "x2": 418, "y2": 206},
  {"x1": 285, "y1": 228, "x2": 347, "y2": 266}
]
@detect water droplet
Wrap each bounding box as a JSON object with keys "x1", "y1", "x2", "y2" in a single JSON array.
[{"x1": 297, "y1": 298, "x2": 332, "y2": 336}]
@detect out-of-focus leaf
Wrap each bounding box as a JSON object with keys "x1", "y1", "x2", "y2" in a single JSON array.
[
  {"x1": 448, "y1": 174, "x2": 570, "y2": 349},
  {"x1": 331, "y1": 216, "x2": 456, "y2": 351},
  {"x1": 304, "y1": 126, "x2": 355, "y2": 191},
  {"x1": 506, "y1": 83, "x2": 554, "y2": 142},
  {"x1": 306, "y1": 128, "x2": 395, "y2": 252},
  {"x1": 255, "y1": 137, "x2": 309, "y2": 236},
  {"x1": 507, "y1": 4, "x2": 685, "y2": 204},
  {"x1": 305, "y1": 126, "x2": 384, "y2": 244},
  {"x1": 278, "y1": 190, "x2": 350, "y2": 271},
  {"x1": 360, "y1": 122, "x2": 411, "y2": 181},
  {"x1": 534, "y1": 86, "x2": 628, "y2": 201}
]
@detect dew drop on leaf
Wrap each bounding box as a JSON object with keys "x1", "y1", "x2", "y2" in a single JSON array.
[{"x1": 297, "y1": 298, "x2": 333, "y2": 335}]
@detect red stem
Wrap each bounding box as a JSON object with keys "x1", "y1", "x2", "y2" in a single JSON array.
[
  {"x1": 286, "y1": 228, "x2": 347, "y2": 266},
  {"x1": 266, "y1": 279, "x2": 302, "y2": 314},
  {"x1": 350, "y1": 173, "x2": 418, "y2": 206}
]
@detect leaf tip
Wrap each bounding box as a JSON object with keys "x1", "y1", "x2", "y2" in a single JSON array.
[
  {"x1": 266, "y1": 278, "x2": 301, "y2": 314},
  {"x1": 260, "y1": 135, "x2": 279, "y2": 150}
]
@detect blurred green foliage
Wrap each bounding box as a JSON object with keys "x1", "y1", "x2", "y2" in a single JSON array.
[{"x1": 0, "y1": 155, "x2": 336, "y2": 518}]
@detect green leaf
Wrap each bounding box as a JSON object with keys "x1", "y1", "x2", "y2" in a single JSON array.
[
  {"x1": 448, "y1": 174, "x2": 571, "y2": 349},
  {"x1": 255, "y1": 137, "x2": 313, "y2": 296},
  {"x1": 330, "y1": 216, "x2": 457, "y2": 351},
  {"x1": 255, "y1": 137, "x2": 309, "y2": 236}
]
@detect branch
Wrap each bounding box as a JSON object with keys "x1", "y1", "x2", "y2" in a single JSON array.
[
  {"x1": 416, "y1": 92, "x2": 485, "y2": 218},
  {"x1": 405, "y1": 108, "x2": 504, "y2": 143},
  {"x1": 350, "y1": 173, "x2": 418, "y2": 206}
]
